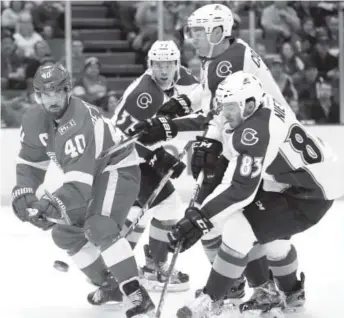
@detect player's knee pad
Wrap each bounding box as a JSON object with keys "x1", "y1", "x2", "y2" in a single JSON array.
[
  {"x1": 149, "y1": 191, "x2": 183, "y2": 221},
  {"x1": 264, "y1": 240, "x2": 292, "y2": 260},
  {"x1": 221, "y1": 211, "x2": 257, "y2": 256},
  {"x1": 84, "y1": 215, "x2": 121, "y2": 247},
  {"x1": 51, "y1": 224, "x2": 87, "y2": 252}
]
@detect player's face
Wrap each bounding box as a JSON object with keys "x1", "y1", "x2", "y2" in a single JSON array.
[
  {"x1": 188, "y1": 27, "x2": 210, "y2": 57},
  {"x1": 38, "y1": 89, "x2": 68, "y2": 118},
  {"x1": 221, "y1": 101, "x2": 242, "y2": 129},
  {"x1": 151, "y1": 60, "x2": 177, "y2": 90}
]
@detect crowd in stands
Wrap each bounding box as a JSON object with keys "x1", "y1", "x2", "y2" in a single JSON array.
[{"x1": 1, "y1": 1, "x2": 342, "y2": 128}]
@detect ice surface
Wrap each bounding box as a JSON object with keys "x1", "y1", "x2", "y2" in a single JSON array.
[{"x1": 1, "y1": 201, "x2": 344, "y2": 318}]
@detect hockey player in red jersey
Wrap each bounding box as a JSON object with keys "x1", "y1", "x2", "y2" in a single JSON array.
[
  {"x1": 129, "y1": 3, "x2": 305, "y2": 305},
  {"x1": 169, "y1": 71, "x2": 344, "y2": 317},
  {"x1": 11, "y1": 63, "x2": 155, "y2": 317},
  {"x1": 112, "y1": 40, "x2": 199, "y2": 292}
]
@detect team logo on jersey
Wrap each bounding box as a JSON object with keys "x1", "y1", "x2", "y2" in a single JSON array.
[
  {"x1": 241, "y1": 128, "x2": 259, "y2": 146},
  {"x1": 216, "y1": 61, "x2": 232, "y2": 78},
  {"x1": 58, "y1": 119, "x2": 76, "y2": 135},
  {"x1": 137, "y1": 93, "x2": 152, "y2": 109}
]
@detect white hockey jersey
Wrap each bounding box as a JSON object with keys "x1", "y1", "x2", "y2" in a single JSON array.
[
  {"x1": 202, "y1": 93, "x2": 344, "y2": 219},
  {"x1": 174, "y1": 38, "x2": 289, "y2": 131}
]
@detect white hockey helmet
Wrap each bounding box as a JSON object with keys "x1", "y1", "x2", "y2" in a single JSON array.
[
  {"x1": 148, "y1": 40, "x2": 181, "y2": 66},
  {"x1": 187, "y1": 4, "x2": 234, "y2": 44},
  {"x1": 148, "y1": 40, "x2": 181, "y2": 89},
  {"x1": 215, "y1": 71, "x2": 264, "y2": 120}
]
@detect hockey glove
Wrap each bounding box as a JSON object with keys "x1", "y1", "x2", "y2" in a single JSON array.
[
  {"x1": 145, "y1": 147, "x2": 186, "y2": 179},
  {"x1": 30, "y1": 194, "x2": 62, "y2": 230},
  {"x1": 12, "y1": 186, "x2": 38, "y2": 222},
  {"x1": 191, "y1": 136, "x2": 223, "y2": 180},
  {"x1": 157, "y1": 94, "x2": 192, "y2": 118},
  {"x1": 128, "y1": 116, "x2": 178, "y2": 146},
  {"x1": 168, "y1": 206, "x2": 213, "y2": 252}
]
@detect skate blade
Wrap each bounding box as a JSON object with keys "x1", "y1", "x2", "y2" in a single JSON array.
[
  {"x1": 141, "y1": 279, "x2": 190, "y2": 292},
  {"x1": 242, "y1": 308, "x2": 285, "y2": 318}
]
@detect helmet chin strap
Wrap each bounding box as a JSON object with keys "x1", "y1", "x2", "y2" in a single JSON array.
[{"x1": 205, "y1": 33, "x2": 225, "y2": 58}]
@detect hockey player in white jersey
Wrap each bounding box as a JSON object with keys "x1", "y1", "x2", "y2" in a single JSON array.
[
  {"x1": 129, "y1": 3, "x2": 303, "y2": 303},
  {"x1": 112, "y1": 40, "x2": 199, "y2": 293},
  {"x1": 168, "y1": 71, "x2": 344, "y2": 317}
]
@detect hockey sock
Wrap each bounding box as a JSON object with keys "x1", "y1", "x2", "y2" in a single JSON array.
[
  {"x1": 149, "y1": 217, "x2": 176, "y2": 263},
  {"x1": 100, "y1": 237, "x2": 139, "y2": 283},
  {"x1": 244, "y1": 243, "x2": 270, "y2": 287},
  {"x1": 68, "y1": 242, "x2": 108, "y2": 286},
  {"x1": 205, "y1": 242, "x2": 248, "y2": 300},
  {"x1": 268, "y1": 244, "x2": 298, "y2": 293},
  {"x1": 201, "y1": 235, "x2": 222, "y2": 264},
  {"x1": 123, "y1": 218, "x2": 146, "y2": 249}
]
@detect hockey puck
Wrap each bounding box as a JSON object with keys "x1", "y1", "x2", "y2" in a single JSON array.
[{"x1": 53, "y1": 260, "x2": 69, "y2": 272}]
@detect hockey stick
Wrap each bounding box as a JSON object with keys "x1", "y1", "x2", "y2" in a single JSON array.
[
  {"x1": 123, "y1": 140, "x2": 194, "y2": 239},
  {"x1": 98, "y1": 133, "x2": 142, "y2": 159},
  {"x1": 155, "y1": 170, "x2": 205, "y2": 318}
]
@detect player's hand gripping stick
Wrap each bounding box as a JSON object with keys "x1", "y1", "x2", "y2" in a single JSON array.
[{"x1": 155, "y1": 170, "x2": 205, "y2": 318}]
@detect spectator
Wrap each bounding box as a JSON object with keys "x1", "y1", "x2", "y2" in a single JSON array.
[
  {"x1": 1, "y1": 90, "x2": 35, "y2": 127},
  {"x1": 325, "y1": 16, "x2": 339, "y2": 54},
  {"x1": 1, "y1": 34, "x2": 27, "y2": 89},
  {"x1": 289, "y1": 99, "x2": 309, "y2": 122},
  {"x1": 299, "y1": 17, "x2": 317, "y2": 54},
  {"x1": 187, "y1": 56, "x2": 201, "y2": 80},
  {"x1": 31, "y1": 1, "x2": 64, "y2": 38},
  {"x1": 296, "y1": 61, "x2": 321, "y2": 111},
  {"x1": 1, "y1": 1, "x2": 25, "y2": 31},
  {"x1": 102, "y1": 90, "x2": 119, "y2": 117},
  {"x1": 308, "y1": 82, "x2": 339, "y2": 123},
  {"x1": 132, "y1": 1, "x2": 159, "y2": 64},
  {"x1": 280, "y1": 41, "x2": 304, "y2": 82},
  {"x1": 255, "y1": 43, "x2": 268, "y2": 64},
  {"x1": 308, "y1": 34, "x2": 338, "y2": 80},
  {"x1": 60, "y1": 40, "x2": 85, "y2": 84},
  {"x1": 268, "y1": 54, "x2": 298, "y2": 102},
  {"x1": 261, "y1": 1, "x2": 300, "y2": 53},
  {"x1": 163, "y1": 7, "x2": 182, "y2": 47},
  {"x1": 13, "y1": 14, "x2": 43, "y2": 57},
  {"x1": 72, "y1": 57, "x2": 108, "y2": 107},
  {"x1": 25, "y1": 40, "x2": 54, "y2": 80}
]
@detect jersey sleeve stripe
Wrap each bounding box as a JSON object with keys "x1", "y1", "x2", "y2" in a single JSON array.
[
  {"x1": 64, "y1": 171, "x2": 93, "y2": 186},
  {"x1": 16, "y1": 157, "x2": 50, "y2": 170},
  {"x1": 94, "y1": 118, "x2": 104, "y2": 159}
]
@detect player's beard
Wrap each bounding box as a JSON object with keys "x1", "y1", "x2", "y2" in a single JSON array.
[{"x1": 42, "y1": 94, "x2": 69, "y2": 120}]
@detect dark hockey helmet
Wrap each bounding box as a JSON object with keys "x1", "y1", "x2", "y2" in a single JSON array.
[
  {"x1": 33, "y1": 63, "x2": 72, "y2": 118},
  {"x1": 33, "y1": 63, "x2": 71, "y2": 94}
]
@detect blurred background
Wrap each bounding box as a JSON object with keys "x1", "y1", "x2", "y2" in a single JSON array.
[{"x1": 1, "y1": 0, "x2": 343, "y2": 128}]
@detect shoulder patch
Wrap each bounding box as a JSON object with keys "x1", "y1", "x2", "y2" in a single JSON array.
[
  {"x1": 136, "y1": 92, "x2": 153, "y2": 109},
  {"x1": 58, "y1": 119, "x2": 77, "y2": 135},
  {"x1": 241, "y1": 128, "x2": 259, "y2": 146}
]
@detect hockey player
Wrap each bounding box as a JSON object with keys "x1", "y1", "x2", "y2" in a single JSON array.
[
  {"x1": 112, "y1": 40, "x2": 199, "y2": 292},
  {"x1": 128, "y1": 3, "x2": 301, "y2": 303},
  {"x1": 168, "y1": 71, "x2": 344, "y2": 317},
  {"x1": 11, "y1": 63, "x2": 155, "y2": 317}
]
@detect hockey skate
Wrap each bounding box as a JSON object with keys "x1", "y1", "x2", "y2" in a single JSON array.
[
  {"x1": 195, "y1": 275, "x2": 246, "y2": 305},
  {"x1": 283, "y1": 272, "x2": 306, "y2": 312},
  {"x1": 87, "y1": 274, "x2": 123, "y2": 306},
  {"x1": 139, "y1": 244, "x2": 189, "y2": 292},
  {"x1": 239, "y1": 280, "x2": 286, "y2": 317},
  {"x1": 121, "y1": 278, "x2": 155, "y2": 318},
  {"x1": 177, "y1": 291, "x2": 217, "y2": 318}
]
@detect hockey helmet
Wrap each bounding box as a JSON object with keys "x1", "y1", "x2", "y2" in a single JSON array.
[
  {"x1": 215, "y1": 71, "x2": 264, "y2": 127},
  {"x1": 187, "y1": 4, "x2": 234, "y2": 56},
  {"x1": 147, "y1": 40, "x2": 181, "y2": 90}
]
